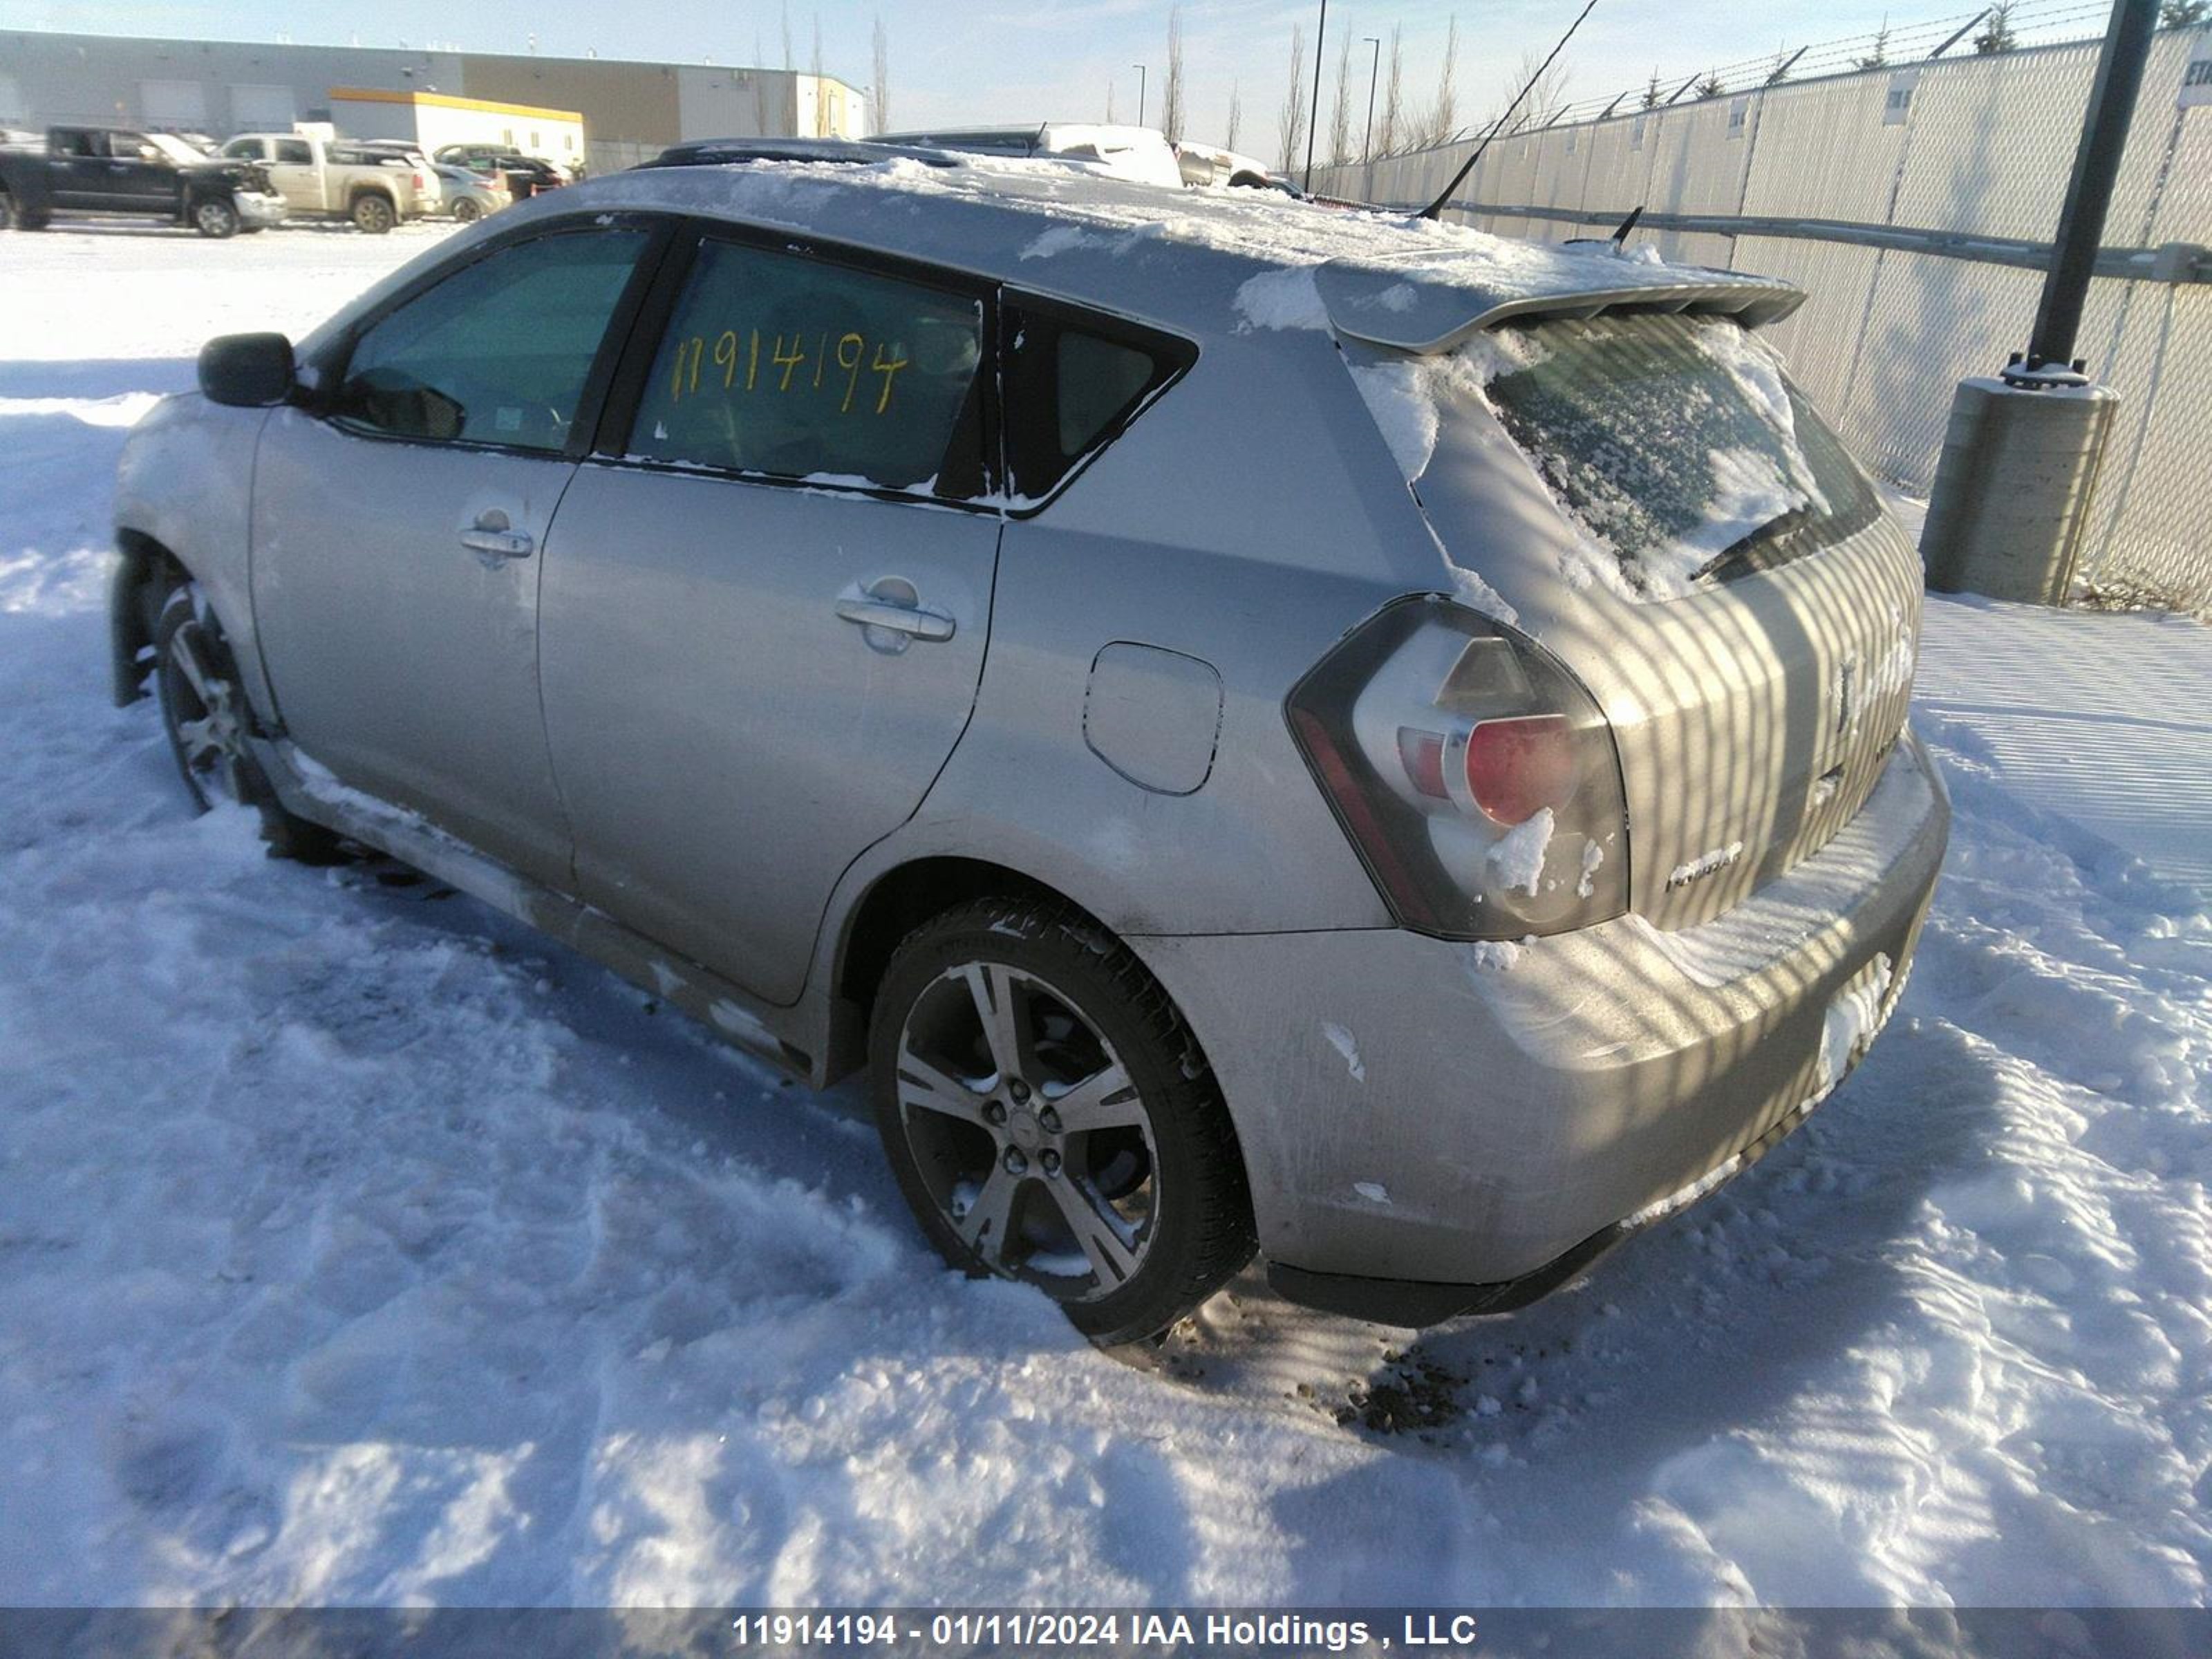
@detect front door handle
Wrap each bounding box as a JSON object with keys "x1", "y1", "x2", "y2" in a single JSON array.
[
  {"x1": 834, "y1": 596, "x2": 955, "y2": 642},
  {"x1": 460, "y1": 525, "x2": 533, "y2": 559}
]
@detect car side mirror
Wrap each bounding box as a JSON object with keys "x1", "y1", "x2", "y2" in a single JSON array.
[{"x1": 198, "y1": 332, "x2": 297, "y2": 407}]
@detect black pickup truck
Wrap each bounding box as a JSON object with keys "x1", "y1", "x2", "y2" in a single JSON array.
[{"x1": 0, "y1": 127, "x2": 288, "y2": 237}]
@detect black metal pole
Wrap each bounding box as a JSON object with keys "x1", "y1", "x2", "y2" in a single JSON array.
[
  {"x1": 1362, "y1": 36, "x2": 1380, "y2": 162},
  {"x1": 2026, "y1": 0, "x2": 2159, "y2": 371},
  {"x1": 1305, "y1": 0, "x2": 1328, "y2": 191}
]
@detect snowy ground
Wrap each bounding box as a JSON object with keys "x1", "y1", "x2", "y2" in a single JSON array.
[{"x1": 2, "y1": 225, "x2": 2210, "y2": 1610}]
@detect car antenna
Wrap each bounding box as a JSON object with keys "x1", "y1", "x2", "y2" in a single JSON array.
[
  {"x1": 1610, "y1": 203, "x2": 1644, "y2": 248},
  {"x1": 1417, "y1": 0, "x2": 1601, "y2": 221}
]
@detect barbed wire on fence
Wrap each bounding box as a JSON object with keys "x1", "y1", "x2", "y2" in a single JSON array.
[{"x1": 1363, "y1": 0, "x2": 2132, "y2": 162}]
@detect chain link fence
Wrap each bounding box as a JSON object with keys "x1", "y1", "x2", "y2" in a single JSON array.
[{"x1": 1320, "y1": 29, "x2": 2212, "y2": 614}]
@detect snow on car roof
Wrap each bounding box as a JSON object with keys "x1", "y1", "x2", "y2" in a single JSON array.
[{"x1": 332, "y1": 152, "x2": 1806, "y2": 351}]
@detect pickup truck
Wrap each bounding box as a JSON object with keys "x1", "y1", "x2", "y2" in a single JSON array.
[
  {"x1": 218, "y1": 133, "x2": 427, "y2": 233},
  {"x1": 0, "y1": 127, "x2": 288, "y2": 237}
]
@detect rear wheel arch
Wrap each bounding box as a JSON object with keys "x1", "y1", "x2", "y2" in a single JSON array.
[{"x1": 831, "y1": 857, "x2": 1082, "y2": 1071}]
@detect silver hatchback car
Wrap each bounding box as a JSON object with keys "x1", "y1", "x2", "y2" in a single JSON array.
[{"x1": 112, "y1": 156, "x2": 1947, "y2": 1344}]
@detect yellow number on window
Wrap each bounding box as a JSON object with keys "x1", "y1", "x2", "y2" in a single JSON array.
[
  {"x1": 713, "y1": 330, "x2": 740, "y2": 388},
  {"x1": 836, "y1": 332, "x2": 865, "y2": 413},
  {"x1": 771, "y1": 333, "x2": 807, "y2": 393},
  {"x1": 871, "y1": 340, "x2": 909, "y2": 415}
]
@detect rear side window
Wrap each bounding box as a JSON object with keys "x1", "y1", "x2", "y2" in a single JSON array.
[
  {"x1": 1001, "y1": 301, "x2": 1193, "y2": 502},
  {"x1": 628, "y1": 238, "x2": 986, "y2": 492},
  {"x1": 1471, "y1": 312, "x2": 1882, "y2": 597},
  {"x1": 331, "y1": 228, "x2": 650, "y2": 452}
]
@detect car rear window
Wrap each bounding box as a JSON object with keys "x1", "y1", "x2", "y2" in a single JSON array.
[{"x1": 1475, "y1": 312, "x2": 1882, "y2": 597}]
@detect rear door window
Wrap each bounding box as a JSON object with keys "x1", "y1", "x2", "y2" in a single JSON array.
[
  {"x1": 1000, "y1": 299, "x2": 1194, "y2": 503},
  {"x1": 1461, "y1": 312, "x2": 1880, "y2": 597},
  {"x1": 626, "y1": 236, "x2": 987, "y2": 494},
  {"x1": 330, "y1": 226, "x2": 651, "y2": 452}
]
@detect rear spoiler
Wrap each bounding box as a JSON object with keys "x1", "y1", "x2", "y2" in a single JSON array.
[{"x1": 1315, "y1": 256, "x2": 1807, "y2": 355}]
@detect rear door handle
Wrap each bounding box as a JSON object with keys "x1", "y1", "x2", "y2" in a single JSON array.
[
  {"x1": 834, "y1": 597, "x2": 955, "y2": 641},
  {"x1": 460, "y1": 527, "x2": 534, "y2": 559}
]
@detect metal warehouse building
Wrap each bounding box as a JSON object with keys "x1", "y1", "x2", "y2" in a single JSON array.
[{"x1": 0, "y1": 30, "x2": 867, "y2": 174}]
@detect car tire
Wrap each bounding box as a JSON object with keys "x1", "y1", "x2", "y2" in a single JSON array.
[
  {"x1": 868, "y1": 895, "x2": 1255, "y2": 1344},
  {"x1": 451, "y1": 197, "x2": 482, "y2": 224},
  {"x1": 351, "y1": 194, "x2": 395, "y2": 234},
  {"x1": 155, "y1": 582, "x2": 340, "y2": 863},
  {"x1": 192, "y1": 198, "x2": 240, "y2": 238}
]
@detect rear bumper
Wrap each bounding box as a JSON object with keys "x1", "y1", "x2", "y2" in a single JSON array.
[
  {"x1": 1129, "y1": 726, "x2": 1949, "y2": 1320},
  {"x1": 237, "y1": 191, "x2": 288, "y2": 226}
]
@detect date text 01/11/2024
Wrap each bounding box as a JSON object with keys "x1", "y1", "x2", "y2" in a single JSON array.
[{"x1": 725, "y1": 1611, "x2": 1484, "y2": 1650}]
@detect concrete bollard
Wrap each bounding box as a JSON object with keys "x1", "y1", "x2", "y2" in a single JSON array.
[{"x1": 1920, "y1": 375, "x2": 2118, "y2": 607}]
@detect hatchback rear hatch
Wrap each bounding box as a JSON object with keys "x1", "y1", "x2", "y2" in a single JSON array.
[{"x1": 1322, "y1": 252, "x2": 1921, "y2": 930}]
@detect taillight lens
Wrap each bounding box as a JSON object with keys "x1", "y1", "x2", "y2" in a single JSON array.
[{"x1": 1287, "y1": 596, "x2": 1630, "y2": 939}]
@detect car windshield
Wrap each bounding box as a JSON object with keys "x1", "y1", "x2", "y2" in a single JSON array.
[{"x1": 1470, "y1": 312, "x2": 1882, "y2": 598}]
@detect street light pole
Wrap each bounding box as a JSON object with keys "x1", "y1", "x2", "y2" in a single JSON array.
[
  {"x1": 1303, "y1": 0, "x2": 1328, "y2": 191},
  {"x1": 1134, "y1": 64, "x2": 1147, "y2": 128},
  {"x1": 1362, "y1": 35, "x2": 1380, "y2": 162}
]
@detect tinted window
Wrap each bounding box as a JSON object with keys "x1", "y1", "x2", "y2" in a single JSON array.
[
  {"x1": 223, "y1": 138, "x2": 266, "y2": 160},
  {"x1": 274, "y1": 139, "x2": 312, "y2": 165},
  {"x1": 332, "y1": 228, "x2": 648, "y2": 452},
  {"x1": 1002, "y1": 303, "x2": 1192, "y2": 500},
  {"x1": 630, "y1": 238, "x2": 985, "y2": 491}
]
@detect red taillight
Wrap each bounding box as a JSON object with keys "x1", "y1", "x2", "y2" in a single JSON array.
[
  {"x1": 1463, "y1": 714, "x2": 1580, "y2": 825},
  {"x1": 1286, "y1": 597, "x2": 1630, "y2": 940},
  {"x1": 413, "y1": 171, "x2": 426, "y2": 189}
]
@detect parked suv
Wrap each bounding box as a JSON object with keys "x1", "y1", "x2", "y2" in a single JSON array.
[
  {"x1": 109, "y1": 160, "x2": 1946, "y2": 1344},
  {"x1": 0, "y1": 127, "x2": 286, "y2": 236}
]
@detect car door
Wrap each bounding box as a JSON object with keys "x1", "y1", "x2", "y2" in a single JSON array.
[
  {"x1": 538, "y1": 226, "x2": 1003, "y2": 1004},
  {"x1": 250, "y1": 217, "x2": 666, "y2": 888},
  {"x1": 48, "y1": 130, "x2": 112, "y2": 208},
  {"x1": 104, "y1": 132, "x2": 173, "y2": 210},
  {"x1": 267, "y1": 137, "x2": 321, "y2": 211}
]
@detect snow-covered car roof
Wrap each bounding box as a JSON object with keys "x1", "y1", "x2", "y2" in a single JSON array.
[{"x1": 353, "y1": 153, "x2": 1808, "y2": 352}]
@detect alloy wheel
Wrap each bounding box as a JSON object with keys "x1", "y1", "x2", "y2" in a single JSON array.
[
  {"x1": 159, "y1": 603, "x2": 250, "y2": 808},
  {"x1": 894, "y1": 961, "x2": 1159, "y2": 1301}
]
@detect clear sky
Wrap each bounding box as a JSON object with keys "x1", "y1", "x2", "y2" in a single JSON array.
[{"x1": 12, "y1": 0, "x2": 2092, "y2": 164}]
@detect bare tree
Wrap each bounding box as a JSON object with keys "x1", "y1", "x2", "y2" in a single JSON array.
[
  {"x1": 1414, "y1": 15, "x2": 1461, "y2": 147},
  {"x1": 1162, "y1": 6, "x2": 1186, "y2": 141},
  {"x1": 2162, "y1": 0, "x2": 2210, "y2": 24},
  {"x1": 1277, "y1": 25, "x2": 1307, "y2": 172},
  {"x1": 1225, "y1": 79, "x2": 1243, "y2": 153},
  {"x1": 871, "y1": 15, "x2": 890, "y2": 133},
  {"x1": 1106, "y1": 79, "x2": 1116, "y2": 122},
  {"x1": 811, "y1": 12, "x2": 827, "y2": 133},
  {"x1": 781, "y1": 1, "x2": 794, "y2": 71},
  {"x1": 1329, "y1": 34, "x2": 1353, "y2": 167},
  {"x1": 753, "y1": 31, "x2": 771, "y2": 132},
  {"x1": 1495, "y1": 46, "x2": 1570, "y2": 135},
  {"x1": 1378, "y1": 26, "x2": 1403, "y2": 155}
]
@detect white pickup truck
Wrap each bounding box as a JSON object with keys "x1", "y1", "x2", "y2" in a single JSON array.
[{"x1": 218, "y1": 133, "x2": 428, "y2": 232}]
